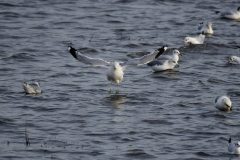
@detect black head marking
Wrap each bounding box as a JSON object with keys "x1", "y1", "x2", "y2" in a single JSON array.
[{"x1": 68, "y1": 46, "x2": 78, "y2": 59}]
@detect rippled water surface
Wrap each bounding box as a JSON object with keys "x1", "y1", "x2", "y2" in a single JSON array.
[{"x1": 0, "y1": 0, "x2": 240, "y2": 159}]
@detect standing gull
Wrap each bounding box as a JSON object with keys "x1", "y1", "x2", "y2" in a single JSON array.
[{"x1": 68, "y1": 46, "x2": 167, "y2": 85}]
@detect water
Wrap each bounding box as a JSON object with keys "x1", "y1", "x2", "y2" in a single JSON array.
[{"x1": 0, "y1": 0, "x2": 240, "y2": 159}]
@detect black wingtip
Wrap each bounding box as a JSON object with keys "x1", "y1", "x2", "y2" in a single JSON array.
[
  {"x1": 155, "y1": 46, "x2": 167, "y2": 59},
  {"x1": 228, "y1": 137, "x2": 231, "y2": 143},
  {"x1": 68, "y1": 46, "x2": 78, "y2": 59}
]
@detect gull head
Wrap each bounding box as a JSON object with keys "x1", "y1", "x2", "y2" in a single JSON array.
[
  {"x1": 215, "y1": 96, "x2": 232, "y2": 111},
  {"x1": 228, "y1": 56, "x2": 239, "y2": 64},
  {"x1": 173, "y1": 49, "x2": 180, "y2": 56},
  {"x1": 222, "y1": 96, "x2": 232, "y2": 109},
  {"x1": 184, "y1": 37, "x2": 191, "y2": 45}
]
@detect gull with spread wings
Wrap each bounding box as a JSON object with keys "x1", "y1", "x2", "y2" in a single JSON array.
[{"x1": 68, "y1": 46, "x2": 167, "y2": 85}]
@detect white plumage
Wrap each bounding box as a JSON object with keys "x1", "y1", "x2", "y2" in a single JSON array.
[
  {"x1": 148, "y1": 49, "x2": 180, "y2": 72},
  {"x1": 220, "y1": 7, "x2": 240, "y2": 20},
  {"x1": 198, "y1": 22, "x2": 214, "y2": 35},
  {"x1": 23, "y1": 82, "x2": 42, "y2": 94},
  {"x1": 184, "y1": 34, "x2": 205, "y2": 45},
  {"x1": 228, "y1": 55, "x2": 240, "y2": 64},
  {"x1": 215, "y1": 96, "x2": 232, "y2": 111},
  {"x1": 107, "y1": 62, "x2": 124, "y2": 85}
]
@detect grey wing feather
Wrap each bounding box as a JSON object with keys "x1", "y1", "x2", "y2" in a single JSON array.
[
  {"x1": 147, "y1": 60, "x2": 164, "y2": 67},
  {"x1": 75, "y1": 52, "x2": 111, "y2": 66},
  {"x1": 126, "y1": 50, "x2": 161, "y2": 66}
]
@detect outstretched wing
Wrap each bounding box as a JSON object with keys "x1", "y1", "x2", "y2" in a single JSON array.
[
  {"x1": 68, "y1": 46, "x2": 111, "y2": 66},
  {"x1": 126, "y1": 46, "x2": 167, "y2": 66}
]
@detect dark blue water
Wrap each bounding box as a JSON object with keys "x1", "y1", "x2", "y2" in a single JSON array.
[{"x1": 0, "y1": 0, "x2": 240, "y2": 159}]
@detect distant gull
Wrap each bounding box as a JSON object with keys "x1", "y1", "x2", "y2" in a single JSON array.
[
  {"x1": 228, "y1": 55, "x2": 240, "y2": 64},
  {"x1": 68, "y1": 46, "x2": 167, "y2": 85},
  {"x1": 198, "y1": 21, "x2": 214, "y2": 35},
  {"x1": 215, "y1": 95, "x2": 232, "y2": 111},
  {"x1": 147, "y1": 49, "x2": 180, "y2": 72},
  {"x1": 228, "y1": 137, "x2": 240, "y2": 154},
  {"x1": 217, "y1": 7, "x2": 240, "y2": 20},
  {"x1": 23, "y1": 82, "x2": 42, "y2": 94},
  {"x1": 184, "y1": 34, "x2": 205, "y2": 45}
]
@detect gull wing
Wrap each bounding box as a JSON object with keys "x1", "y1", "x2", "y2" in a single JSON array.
[
  {"x1": 125, "y1": 46, "x2": 167, "y2": 66},
  {"x1": 68, "y1": 46, "x2": 111, "y2": 66}
]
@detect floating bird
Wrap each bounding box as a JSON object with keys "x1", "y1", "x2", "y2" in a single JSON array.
[
  {"x1": 218, "y1": 7, "x2": 240, "y2": 20},
  {"x1": 147, "y1": 49, "x2": 180, "y2": 72},
  {"x1": 215, "y1": 96, "x2": 232, "y2": 111},
  {"x1": 68, "y1": 46, "x2": 167, "y2": 85},
  {"x1": 198, "y1": 21, "x2": 214, "y2": 35},
  {"x1": 228, "y1": 137, "x2": 240, "y2": 154},
  {"x1": 23, "y1": 82, "x2": 42, "y2": 94},
  {"x1": 228, "y1": 55, "x2": 240, "y2": 64},
  {"x1": 184, "y1": 34, "x2": 205, "y2": 45}
]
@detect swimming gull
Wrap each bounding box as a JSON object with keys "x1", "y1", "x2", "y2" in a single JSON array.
[
  {"x1": 198, "y1": 21, "x2": 214, "y2": 35},
  {"x1": 147, "y1": 49, "x2": 180, "y2": 72},
  {"x1": 228, "y1": 137, "x2": 240, "y2": 155},
  {"x1": 184, "y1": 34, "x2": 205, "y2": 45},
  {"x1": 215, "y1": 95, "x2": 232, "y2": 111},
  {"x1": 228, "y1": 55, "x2": 240, "y2": 64},
  {"x1": 217, "y1": 7, "x2": 240, "y2": 20},
  {"x1": 23, "y1": 81, "x2": 42, "y2": 94}
]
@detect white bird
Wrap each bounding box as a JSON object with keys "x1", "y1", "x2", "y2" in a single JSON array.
[
  {"x1": 23, "y1": 82, "x2": 42, "y2": 94},
  {"x1": 198, "y1": 21, "x2": 214, "y2": 35},
  {"x1": 228, "y1": 55, "x2": 240, "y2": 64},
  {"x1": 107, "y1": 62, "x2": 124, "y2": 85},
  {"x1": 228, "y1": 137, "x2": 240, "y2": 154},
  {"x1": 184, "y1": 34, "x2": 205, "y2": 45},
  {"x1": 218, "y1": 7, "x2": 240, "y2": 20},
  {"x1": 147, "y1": 49, "x2": 180, "y2": 72},
  {"x1": 215, "y1": 96, "x2": 232, "y2": 111},
  {"x1": 68, "y1": 46, "x2": 167, "y2": 85}
]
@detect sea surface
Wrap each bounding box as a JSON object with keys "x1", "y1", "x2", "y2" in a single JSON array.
[{"x1": 0, "y1": 0, "x2": 240, "y2": 159}]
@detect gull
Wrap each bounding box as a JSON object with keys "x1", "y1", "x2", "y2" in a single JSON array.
[
  {"x1": 228, "y1": 55, "x2": 240, "y2": 64},
  {"x1": 217, "y1": 7, "x2": 240, "y2": 20},
  {"x1": 215, "y1": 96, "x2": 232, "y2": 111},
  {"x1": 147, "y1": 49, "x2": 180, "y2": 72},
  {"x1": 107, "y1": 62, "x2": 124, "y2": 85},
  {"x1": 68, "y1": 46, "x2": 167, "y2": 85},
  {"x1": 198, "y1": 21, "x2": 214, "y2": 35},
  {"x1": 68, "y1": 46, "x2": 167, "y2": 67},
  {"x1": 23, "y1": 82, "x2": 42, "y2": 94},
  {"x1": 184, "y1": 34, "x2": 205, "y2": 45},
  {"x1": 228, "y1": 137, "x2": 240, "y2": 154}
]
